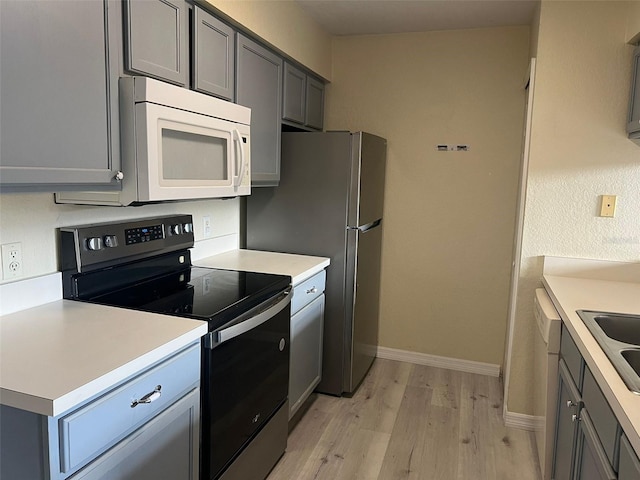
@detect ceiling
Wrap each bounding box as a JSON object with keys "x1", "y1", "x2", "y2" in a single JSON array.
[{"x1": 295, "y1": 0, "x2": 539, "y2": 36}]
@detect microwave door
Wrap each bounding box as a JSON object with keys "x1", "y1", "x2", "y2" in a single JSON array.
[{"x1": 134, "y1": 102, "x2": 248, "y2": 201}]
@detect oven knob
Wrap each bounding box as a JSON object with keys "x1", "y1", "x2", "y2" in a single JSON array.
[
  {"x1": 103, "y1": 235, "x2": 118, "y2": 248},
  {"x1": 170, "y1": 224, "x2": 182, "y2": 235},
  {"x1": 86, "y1": 237, "x2": 103, "y2": 251},
  {"x1": 182, "y1": 222, "x2": 193, "y2": 234}
]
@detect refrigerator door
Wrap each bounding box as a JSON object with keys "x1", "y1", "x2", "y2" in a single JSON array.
[
  {"x1": 246, "y1": 131, "x2": 353, "y2": 395},
  {"x1": 348, "y1": 132, "x2": 387, "y2": 228},
  {"x1": 344, "y1": 221, "x2": 383, "y2": 393}
]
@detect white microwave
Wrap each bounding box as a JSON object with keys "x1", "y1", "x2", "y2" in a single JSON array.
[{"x1": 56, "y1": 76, "x2": 251, "y2": 206}]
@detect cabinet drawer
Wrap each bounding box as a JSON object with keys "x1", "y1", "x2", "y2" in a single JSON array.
[
  {"x1": 291, "y1": 270, "x2": 326, "y2": 316},
  {"x1": 58, "y1": 343, "x2": 200, "y2": 474},
  {"x1": 582, "y1": 367, "x2": 619, "y2": 469},
  {"x1": 560, "y1": 325, "x2": 583, "y2": 391}
]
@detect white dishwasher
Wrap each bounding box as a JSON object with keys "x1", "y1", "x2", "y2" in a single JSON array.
[{"x1": 533, "y1": 287, "x2": 562, "y2": 480}]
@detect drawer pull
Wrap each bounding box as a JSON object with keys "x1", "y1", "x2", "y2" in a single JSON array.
[
  {"x1": 306, "y1": 287, "x2": 318, "y2": 294},
  {"x1": 131, "y1": 385, "x2": 162, "y2": 408}
]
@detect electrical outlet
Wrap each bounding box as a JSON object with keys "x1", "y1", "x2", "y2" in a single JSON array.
[
  {"x1": 599, "y1": 195, "x2": 617, "y2": 217},
  {"x1": 203, "y1": 216, "x2": 212, "y2": 238},
  {"x1": 2, "y1": 242, "x2": 23, "y2": 279}
]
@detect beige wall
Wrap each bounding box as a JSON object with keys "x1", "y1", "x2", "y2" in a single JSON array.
[
  {"x1": 326, "y1": 27, "x2": 530, "y2": 366},
  {"x1": 206, "y1": 0, "x2": 332, "y2": 80},
  {"x1": 507, "y1": 1, "x2": 640, "y2": 415}
]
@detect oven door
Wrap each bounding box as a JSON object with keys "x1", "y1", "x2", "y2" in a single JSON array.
[
  {"x1": 134, "y1": 101, "x2": 250, "y2": 201},
  {"x1": 201, "y1": 288, "x2": 291, "y2": 480}
]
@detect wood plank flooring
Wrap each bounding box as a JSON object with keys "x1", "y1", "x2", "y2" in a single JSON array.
[{"x1": 267, "y1": 359, "x2": 541, "y2": 480}]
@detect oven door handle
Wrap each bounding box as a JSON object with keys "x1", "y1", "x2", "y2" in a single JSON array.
[{"x1": 205, "y1": 287, "x2": 292, "y2": 348}]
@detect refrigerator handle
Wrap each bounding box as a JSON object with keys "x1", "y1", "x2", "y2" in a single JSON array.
[{"x1": 347, "y1": 219, "x2": 381, "y2": 233}]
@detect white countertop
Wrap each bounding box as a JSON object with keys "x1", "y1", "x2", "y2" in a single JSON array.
[
  {"x1": 196, "y1": 249, "x2": 330, "y2": 285},
  {"x1": 0, "y1": 300, "x2": 207, "y2": 417},
  {"x1": 542, "y1": 274, "x2": 640, "y2": 457}
]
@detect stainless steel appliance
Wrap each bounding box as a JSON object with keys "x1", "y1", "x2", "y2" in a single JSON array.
[
  {"x1": 246, "y1": 131, "x2": 387, "y2": 396},
  {"x1": 59, "y1": 215, "x2": 290, "y2": 480},
  {"x1": 56, "y1": 76, "x2": 251, "y2": 206}
]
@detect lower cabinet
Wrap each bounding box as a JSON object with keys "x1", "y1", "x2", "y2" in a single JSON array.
[
  {"x1": 552, "y1": 326, "x2": 640, "y2": 480},
  {"x1": 619, "y1": 435, "x2": 640, "y2": 480},
  {"x1": 574, "y1": 410, "x2": 616, "y2": 480},
  {"x1": 0, "y1": 343, "x2": 200, "y2": 480},
  {"x1": 289, "y1": 270, "x2": 326, "y2": 420},
  {"x1": 70, "y1": 389, "x2": 199, "y2": 480},
  {"x1": 553, "y1": 360, "x2": 582, "y2": 480}
]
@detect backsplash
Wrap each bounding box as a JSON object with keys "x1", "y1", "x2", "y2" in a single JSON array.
[{"x1": 0, "y1": 193, "x2": 240, "y2": 283}]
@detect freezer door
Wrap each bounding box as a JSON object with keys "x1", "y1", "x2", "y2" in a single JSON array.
[
  {"x1": 348, "y1": 132, "x2": 387, "y2": 228},
  {"x1": 344, "y1": 221, "x2": 383, "y2": 393}
]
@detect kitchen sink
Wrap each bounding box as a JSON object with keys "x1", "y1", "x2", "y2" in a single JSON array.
[
  {"x1": 593, "y1": 314, "x2": 640, "y2": 346},
  {"x1": 577, "y1": 310, "x2": 640, "y2": 395},
  {"x1": 621, "y1": 350, "x2": 640, "y2": 377}
]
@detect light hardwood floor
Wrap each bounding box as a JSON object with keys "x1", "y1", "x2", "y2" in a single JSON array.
[{"x1": 268, "y1": 359, "x2": 541, "y2": 480}]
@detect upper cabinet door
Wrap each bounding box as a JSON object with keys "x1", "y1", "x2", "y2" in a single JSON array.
[
  {"x1": 283, "y1": 62, "x2": 306, "y2": 124},
  {"x1": 627, "y1": 46, "x2": 640, "y2": 140},
  {"x1": 236, "y1": 34, "x2": 283, "y2": 187},
  {"x1": 192, "y1": 6, "x2": 235, "y2": 101},
  {"x1": 305, "y1": 75, "x2": 325, "y2": 130},
  {"x1": 124, "y1": 0, "x2": 188, "y2": 86},
  {"x1": 0, "y1": 0, "x2": 121, "y2": 188}
]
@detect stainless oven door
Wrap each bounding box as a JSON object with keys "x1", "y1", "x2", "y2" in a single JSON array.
[{"x1": 201, "y1": 288, "x2": 291, "y2": 480}]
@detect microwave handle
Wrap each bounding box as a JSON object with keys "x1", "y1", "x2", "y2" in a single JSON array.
[{"x1": 232, "y1": 129, "x2": 246, "y2": 188}]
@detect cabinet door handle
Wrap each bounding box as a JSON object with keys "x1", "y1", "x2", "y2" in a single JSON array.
[
  {"x1": 131, "y1": 385, "x2": 162, "y2": 408},
  {"x1": 306, "y1": 287, "x2": 318, "y2": 294},
  {"x1": 566, "y1": 400, "x2": 577, "y2": 408},
  {"x1": 571, "y1": 414, "x2": 579, "y2": 422}
]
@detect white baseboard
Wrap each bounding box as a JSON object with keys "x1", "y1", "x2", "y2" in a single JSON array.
[
  {"x1": 504, "y1": 411, "x2": 541, "y2": 431},
  {"x1": 376, "y1": 346, "x2": 501, "y2": 377}
]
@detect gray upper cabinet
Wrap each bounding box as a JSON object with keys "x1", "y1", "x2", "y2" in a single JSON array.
[
  {"x1": 236, "y1": 34, "x2": 283, "y2": 187},
  {"x1": 282, "y1": 61, "x2": 325, "y2": 131},
  {"x1": 283, "y1": 62, "x2": 306, "y2": 124},
  {"x1": 123, "y1": 0, "x2": 188, "y2": 87},
  {"x1": 192, "y1": 6, "x2": 235, "y2": 101},
  {"x1": 306, "y1": 75, "x2": 325, "y2": 130},
  {"x1": 0, "y1": 0, "x2": 121, "y2": 189},
  {"x1": 627, "y1": 46, "x2": 640, "y2": 144}
]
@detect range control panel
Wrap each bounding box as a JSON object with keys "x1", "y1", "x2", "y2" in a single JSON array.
[{"x1": 60, "y1": 214, "x2": 195, "y2": 273}]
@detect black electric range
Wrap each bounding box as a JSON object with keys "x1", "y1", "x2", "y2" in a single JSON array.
[{"x1": 59, "y1": 215, "x2": 292, "y2": 480}]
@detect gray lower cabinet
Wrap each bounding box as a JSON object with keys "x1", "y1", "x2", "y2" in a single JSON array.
[
  {"x1": 123, "y1": 0, "x2": 188, "y2": 86},
  {"x1": 282, "y1": 61, "x2": 325, "y2": 131},
  {"x1": 0, "y1": 343, "x2": 200, "y2": 480},
  {"x1": 289, "y1": 270, "x2": 326, "y2": 420},
  {"x1": 69, "y1": 389, "x2": 199, "y2": 480},
  {"x1": 619, "y1": 435, "x2": 640, "y2": 480},
  {"x1": 192, "y1": 5, "x2": 235, "y2": 101},
  {"x1": 554, "y1": 360, "x2": 582, "y2": 480},
  {"x1": 553, "y1": 325, "x2": 640, "y2": 480},
  {"x1": 0, "y1": 0, "x2": 121, "y2": 189},
  {"x1": 575, "y1": 410, "x2": 616, "y2": 480},
  {"x1": 236, "y1": 33, "x2": 283, "y2": 187}
]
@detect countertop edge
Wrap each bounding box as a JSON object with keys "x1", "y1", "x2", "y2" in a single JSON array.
[
  {"x1": 1, "y1": 324, "x2": 207, "y2": 417},
  {"x1": 542, "y1": 275, "x2": 640, "y2": 458},
  {"x1": 195, "y1": 249, "x2": 330, "y2": 285}
]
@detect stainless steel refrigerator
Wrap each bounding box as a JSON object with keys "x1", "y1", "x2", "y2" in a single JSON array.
[{"x1": 246, "y1": 131, "x2": 387, "y2": 396}]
